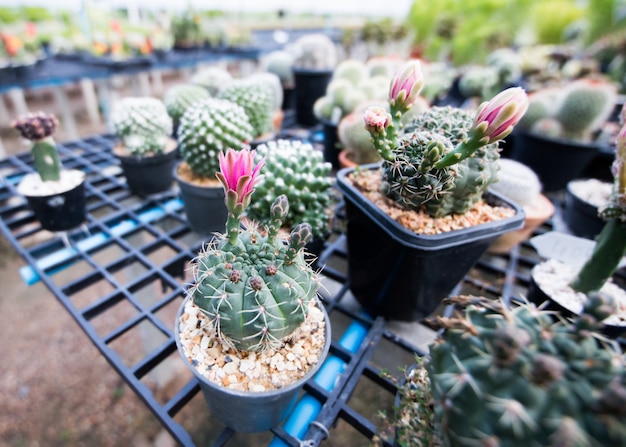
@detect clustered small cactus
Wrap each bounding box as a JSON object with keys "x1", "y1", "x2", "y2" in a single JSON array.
[
  {"x1": 110, "y1": 97, "x2": 173, "y2": 156},
  {"x1": 177, "y1": 98, "x2": 254, "y2": 179},
  {"x1": 13, "y1": 112, "x2": 62, "y2": 182},
  {"x1": 517, "y1": 78, "x2": 618, "y2": 142},
  {"x1": 399, "y1": 294, "x2": 626, "y2": 446},
  {"x1": 246, "y1": 140, "x2": 334, "y2": 239},
  {"x1": 190, "y1": 148, "x2": 320, "y2": 351},
  {"x1": 218, "y1": 79, "x2": 274, "y2": 138},
  {"x1": 363, "y1": 61, "x2": 529, "y2": 218}
]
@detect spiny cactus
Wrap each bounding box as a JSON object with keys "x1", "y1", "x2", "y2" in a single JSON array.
[
  {"x1": 338, "y1": 112, "x2": 381, "y2": 165},
  {"x1": 163, "y1": 84, "x2": 211, "y2": 125},
  {"x1": 263, "y1": 50, "x2": 295, "y2": 88},
  {"x1": 363, "y1": 61, "x2": 528, "y2": 218},
  {"x1": 489, "y1": 159, "x2": 542, "y2": 208},
  {"x1": 218, "y1": 79, "x2": 274, "y2": 138},
  {"x1": 177, "y1": 98, "x2": 254, "y2": 179},
  {"x1": 190, "y1": 66, "x2": 233, "y2": 96},
  {"x1": 191, "y1": 148, "x2": 320, "y2": 351},
  {"x1": 247, "y1": 72, "x2": 284, "y2": 112},
  {"x1": 246, "y1": 140, "x2": 334, "y2": 239},
  {"x1": 13, "y1": 112, "x2": 62, "y2": 182},
  {"x1": 291, "y1": 33, "x2": 338, "y2": 70},
  {"x1": 109, "y1": 97, "x2": 173, "y2": 156},
  {"x1": 412, "y1": 294, "x2": 626, "y2": 447}
]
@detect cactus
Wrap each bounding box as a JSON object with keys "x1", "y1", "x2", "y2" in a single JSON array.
[
  {"x1": 13, "y1": 112, "x2": 62, "y2": 182},
  {"x1": 109, "y1": 97, "x2": 173, "y2": 156},
  {"x1": 363, "y1": 61, "x2": 528, "y2": 218},
  {"x1": 245, "y1": 140, "x2": 334, "y2": 239},
  {"x1": 177, "y1": 98, "x2": 254, "y2": 179},
  {"x1": 517, "y1": 80, "x2": 618, "y2": 142},
  {"x1": 190, "y1": 148, "x2": 320, "y2": 351},
  {"x1": 247, "y1": 72, "x2": 283, "y2": 112},
  {"x1": 218, "y1": 79, "x2": 274, "y2": 138},
  {"x1": 163, "y1": 84, "x2": 211, "y2": 125},
  {"x1": 262, "y1": 50, "x2": 295, "y2": 88},
  {"x1": 190, "y1": 66, "x2": 233, "y2": 96},
  {"x1": 291, "y1": 33, "x2": 338, "y2": 70},
  {"x1": 458, "y1": 65, "x2": 499, "y2": 99},
  {"x1": 338, "y1": 112, "x2": 381, "y2": 165},
  {"x1": 400, "y1": 294, "x2": 626, "y2": 447},
  {"x1": 489, "y1": 159, "x2": 542, "y2": 208}
]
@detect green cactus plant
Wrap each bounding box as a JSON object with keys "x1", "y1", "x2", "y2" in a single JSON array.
[
  {"x1": 338, "y1": 112, "x2": 381, "y2": 165},
  {"x1": 517, "y1": 79, "x2": 618, "y2": 142},
  {"x1": 109, "y1": 97, "x2": 173, "y2": 156},
  {"x1": 190, "y1": 148, "x2": 320, "y2": 351},
  {"x1": 247, "y1": 72, "x2": 284, "y2": 113},
  {"x1": 262, "y1": 50, "x2": 295, "y2": 88},
  {"x1": 394, "y1": 294, "x2": 626, "y2": 447},
  {"x1": 13, "y1": 112, "x2": 62, "y2": 182},
  {"x1": 218, "y1": 79, "x2": 274, "y2": 138},
  {"x1": 177, "y1": 98, "x2": 254, "y2": 179},
  {"x1": 362, "y1": 61, "x2": 528, "y2": 219},
  {"x1": 291, "y1": 33, "x2": 338, "y2": 70},
  {"x1": 190, "y1": 66, "x2": 233, "y2": 96},
  {"x1": 163, "y1": 84, "x2": 211, "y2": 126},
  {"x1": 245, "y1": 140, "x2": 334, "y2": 239},
  {"x1": 489, "y1": 158, "x2": 542, "y2": 208}
]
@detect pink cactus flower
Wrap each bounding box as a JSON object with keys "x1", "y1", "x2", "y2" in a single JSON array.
[
  {"x1": 388, "y1": 60, "x2": 424, "y2": 112},
  {"x1": 363, "y1": 106, "x2": 392, "y2": 133},
  {"x1": 472, "y1": 87, "x2": 529, "y2": 144},
  {"x1": 217, "y1": 148, "x2": 264, "y2": 207}
]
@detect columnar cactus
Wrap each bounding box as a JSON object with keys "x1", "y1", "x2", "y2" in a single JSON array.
[
  {"x1": 412, "y1": 294, "x2": 626, "y2": 446},
  {"x1": 110, "y1": 97, "x2": 173, "y2": 156},
  {"x1": 177, "y1": 98, "x2": 254, "y2": 179},
  {"x1": 246, "y1": 140, "x2": 334, "y2": 239},
  {"x1": 218, "y1": 79, "x2": 274, "y2": 138},
  {"x1": 363, "y1": 61, "x2": 529, "y2": 218},
  {"x1": 190, "y1": 148, "x2": 320, "y2": 351},
  {"x1": 13, "y1": 112, "x2": 62, "y2": 182},
  {"x1": 163, "y1": 84, "x2": 211, "y2": 125}
]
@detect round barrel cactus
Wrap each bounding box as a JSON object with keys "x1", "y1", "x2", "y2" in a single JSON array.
[
  {"x1": 177, "y1": 98, "x2": 254, "y2": 179},
  {"x1": 163, "y1": 84, "x2": 211, "y2": 124},
  {"x1": 110, "y1": 97, "x2": 173, "y2": 156},
  {"x1": 218, "y1": 79, "x2": 274, "y2": 138}
]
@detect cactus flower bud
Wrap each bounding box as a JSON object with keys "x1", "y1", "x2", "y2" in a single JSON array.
[
  {"x1": 217, "y1": 147, "x2": 264, "y2": 212},
  {"x1": 363, "y1": 106, "x2": 391, "y2": 134},
  {"x1": 472, "y1": 87, "x2": 529, "y2": 145},
  {"x1": 388, "y1": 60, "x2": 424, "y2": 115}
]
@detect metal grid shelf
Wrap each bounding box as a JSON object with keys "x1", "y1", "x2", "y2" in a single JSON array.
[{"x1": 0, "y1": 134, "x2": 548, "y2": 446}]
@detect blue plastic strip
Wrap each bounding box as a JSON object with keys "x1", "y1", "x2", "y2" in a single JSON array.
[
  {"x1": 19, "y1": 198, "x2": 183, "y2": 285},
  {"x1": 269, "y1": 319, "x2": 369, "y2": 446}
]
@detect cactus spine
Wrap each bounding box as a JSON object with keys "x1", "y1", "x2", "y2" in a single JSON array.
[{"x1": 13, "y1": 112, "x2": 62, "y2": 182}]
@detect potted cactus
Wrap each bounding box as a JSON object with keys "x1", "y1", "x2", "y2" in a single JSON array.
[
  {"x1": 290, "y1": 33, "x2": 338, "y2": 126},
  {"x1": 247, "y1": 72, "x2": 285, "y2": 133},
  {"x1": 337, "y1": 111, "x2": 381, "y2": 168},
  {"x1": 189, "y1": 66, "x2": 233, "y2": 96},
  {"x1": 218, "y1": 78, "x2": 275, "y2": 143},
  {"x1": 336, "y1": 61, "x2": 527, "y2": 321},
  {"x1": 175, "y1": 98, "x2": 254, "y2": 235},
  {"x1": 510, "y1": 78, "x2": 618, "y2": 191},
  {"x1": 175, "y1": 148, "x2": 331, "y2": 432},
  {"x1": 390, "y1": 294, "x2": 626, "y2": 447},
  {"x1": 262, "y1": 50, "x2": 295, "y2": 110},
  {"x1": 563, "y1": 178, "x2": 612, "y2": 239},
  {"x1": 487, "y1": 159, "x2": 555, "y2": 254},
  {"x1": 162, "y1": 84, "x2": 210, "y2": 136},
  {"x1": 244, "y1": 139, "x2": 334, "y2": 260},
  {"x1": 13, "y1": 112, "x2": 86, "y2": 231},
  {"x1": 529, "y1": 121, "x2": 626, "y2": 335},
  {"x1": 109, "y1": 97, "x2": 176, "y2": 197}
]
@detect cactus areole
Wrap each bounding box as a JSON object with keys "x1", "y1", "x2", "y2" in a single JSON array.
[{"x1": 189, "y1": 148, "x2": 320, "y2": 351}]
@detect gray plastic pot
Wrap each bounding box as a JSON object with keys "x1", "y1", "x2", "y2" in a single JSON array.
[
  {"x1": 174, "y1": 164, "x2": 227, "y2": 236},
  {"x1": 175, "y1": 296, "x2": 332, "y2": 433}
]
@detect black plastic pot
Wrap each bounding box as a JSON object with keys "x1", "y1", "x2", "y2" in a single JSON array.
[
  {"x1": 115, "y1": 144, "x2": 177, "y2": 197},
  {"x1": 292, "y1": 68, "x2": 333, "y2": 127},
  {"x1": 320, "y1": 119, "x2": 340, "y2": 170},
  {"x1": 175, "y1": 296, "x2": 332, "y2": 433},
  {"x1": 23, "y1": 174, "x2": 86, "y2": 232},
  {"x1": 336, "y1": 164, "x2": 525, "y2": 321},
  {"x1": 563, "y1": 180, "x2": 606, "y2": 240},
  {"x1": 282, "y1": 87, "x2": 294, "y2": 111},
  {"x1": 508, "y1": 131, "x2": 601, "y2": 192},
  {"x1": 175, "y1": 166, "x2": 227, "y2": 236},
  {"x1": 527, "y1": 268, "x2": 626, "y2": 338}
]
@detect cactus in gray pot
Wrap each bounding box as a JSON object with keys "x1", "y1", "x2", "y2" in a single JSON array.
[
  {"x1": 190, "y1": 148, "x2": 320, "y2": 351},
  {"x1": 363, "y1": 61, "x2": 529, "y2": 218}
]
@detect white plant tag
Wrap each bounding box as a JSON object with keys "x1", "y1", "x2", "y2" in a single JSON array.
[{"x1": 530, "y1": 231, "x2": 626, "y2": 270}]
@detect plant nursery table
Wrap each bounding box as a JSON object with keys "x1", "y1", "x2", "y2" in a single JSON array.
[{"x1": 0, "y1": 133, "x2": 555, "y2": 446}]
